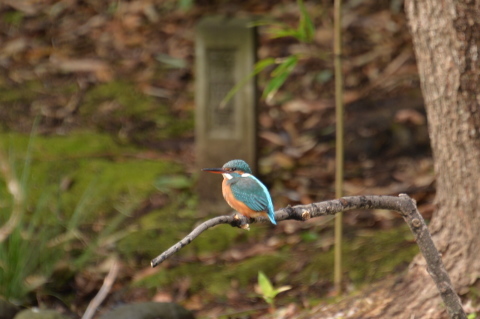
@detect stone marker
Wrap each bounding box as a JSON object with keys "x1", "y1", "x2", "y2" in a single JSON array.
[{"x1": 195, "y1": 16, "x2": 257, "y2": 213}]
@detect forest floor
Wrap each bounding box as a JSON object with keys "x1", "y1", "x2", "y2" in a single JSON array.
[{"x1": 0, "y1": 1, "x2": 437, "y2": 318}]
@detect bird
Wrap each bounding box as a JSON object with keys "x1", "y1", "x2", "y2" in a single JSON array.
[{"x1": 202, "y1": 159, "x2": 277, "y2": 225}]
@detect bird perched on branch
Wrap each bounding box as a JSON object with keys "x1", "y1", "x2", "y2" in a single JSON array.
[{"x1": 202, "y1": 159, "x2": 277, "y2": 225}]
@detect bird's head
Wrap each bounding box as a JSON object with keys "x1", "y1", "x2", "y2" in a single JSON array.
[{"x1": 202, "y1": 159, "x2": 252, "y2": 179}]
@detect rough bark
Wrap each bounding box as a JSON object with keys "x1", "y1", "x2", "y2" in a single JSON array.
[{"x1": 376, "y1": 0, "x2": 480, "y2": 317}]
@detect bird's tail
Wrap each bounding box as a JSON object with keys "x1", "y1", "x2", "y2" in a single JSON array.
[{"x1": 267, "y1": 208, "x2": 277, "y2": 225}]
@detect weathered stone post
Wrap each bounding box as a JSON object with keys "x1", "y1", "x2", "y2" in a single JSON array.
[{"x1": 195, "y1": 16, "x2": 257, "y2": 213}]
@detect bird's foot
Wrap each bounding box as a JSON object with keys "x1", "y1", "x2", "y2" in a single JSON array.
[
  {"x1": 232, "y1": 213, "x2": 250, "y2": 230},
  {"x1": 240, "y1": 223, "x2": 250, "y2": 231}
]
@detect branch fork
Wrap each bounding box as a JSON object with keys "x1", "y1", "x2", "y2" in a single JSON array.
[{"x1": 150, "y1": 194, "x2": 466, "y2": 319}]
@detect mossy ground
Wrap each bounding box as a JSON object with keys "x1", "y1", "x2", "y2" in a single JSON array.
[
  {"x1": 0, "y1": 132, "x2": 179, "y2": 217},
  {"x1": 0, "y1": 80, "x2": 418, "y2": 312},
  {"x1": 0, "y1": 129, "x2": 418, "y2": 306}
]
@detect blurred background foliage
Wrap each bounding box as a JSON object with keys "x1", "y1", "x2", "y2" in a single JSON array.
[{"x1": 0, "y1": 0, "x2": 431, "y2": 317}]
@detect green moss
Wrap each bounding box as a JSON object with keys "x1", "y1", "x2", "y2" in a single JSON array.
[
  {"x1": 287, "y1": 225, "x2": 417, "y2": 290},
  {"x1": 0, "y1": 79, "x2": 192, "y2": 139},
  {"x1": 81, "y1": 80, "x2": 193, "y2": 138},
  {"x1": 297, "y1": 248, "x2": 335, "y2": 285},
  {"x1": 136, "y1": 253, "x2": 288, "y2": 297},
  {"x1": 224, "y1": 254, "x2": 287, "y2": 286},
  {"x1": 0, "y1": 130, "x2": 419, "y2": 305},
  {"x1": 192, "y1": 225, "x2": 241, "y2": 254},
  {"x1": 116, "y1": 223, "x2": 167, "y2": 260},
  {"x1": 137, "y1": 262, "x2": 229, "y2": 296},
  {"x1": 346, "y1": 226, "x2": 418, "y2": 285},
  {"x1": 35, "y1": 132, "x2": 125, "y2": 156},
  {"x1": 133, "y1": 222, "x2": 417, "y2": 304},
  {"x1": 0, "y1": 132, "x2": 180, "y2": 220},
  {"x1": 83, "y1": 81, "x2": 154, "y2": 115},
  {"x1": 117, "y1": 205, "x2": 198, "y2": 261},
  {"x1": 3, "y1": 10, "x2": 24, "y2": 26},
  {"x1": 0, "y1": 80, "x2": 42, "y2": 104}
]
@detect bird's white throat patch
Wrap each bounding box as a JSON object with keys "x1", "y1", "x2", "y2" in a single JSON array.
[{"x1": 222, "y1": 173, "x2": 233, "y2": 180}]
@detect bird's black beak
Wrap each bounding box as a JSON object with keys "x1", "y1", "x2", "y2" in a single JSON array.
[{"x1": 201, "y1": 168, "x2": 226, "y2": 174}]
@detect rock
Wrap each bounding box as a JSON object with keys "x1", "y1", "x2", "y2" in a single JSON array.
[
  {"x1": 99, "y1": 302, "x2": 195, "y2": 319},
  {"x1": 0, "y1": 299, "x2": 20, "y2": 319},
  {"x1": 13, "y1": 309, "x2": 70, "y2": 319}
]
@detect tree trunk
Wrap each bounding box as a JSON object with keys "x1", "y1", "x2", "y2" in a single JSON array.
[
  {"x1": 380, "y1": 1, "x2": 480, "y2": 317},
  {"x1": 305, "y1": 2, "x2": 480, "y2": 318}
]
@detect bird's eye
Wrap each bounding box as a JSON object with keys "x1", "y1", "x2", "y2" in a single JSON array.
[{"x1": 231, "y1": 167, "x2": 237, "y2": 171}]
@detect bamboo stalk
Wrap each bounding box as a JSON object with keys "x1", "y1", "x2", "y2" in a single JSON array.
[{"x1": 333, "y1": 0, "x2": 344, "y2": 295}]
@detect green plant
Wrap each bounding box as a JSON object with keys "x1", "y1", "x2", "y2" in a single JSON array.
[
  {"x1": 220, "y1": 0, "x2": 316, "y2": 107},
  {"x1": 0, "y1": 186, "x2": 62, "y2": 302},
  {"x1": 256, "y1": 271, "x2": 291, "y2": 309},
  {"x1": 0, "y1": 131, "x2": 122, "y2": 303},
  {"x1": 262, "y1": 0, "x2": 315, "y2": 43},
  {"x1": 0, "y1": 133, "x2": 52, "y2": 301}
]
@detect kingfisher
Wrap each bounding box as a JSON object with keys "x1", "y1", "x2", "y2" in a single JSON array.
[{"x1": 202, "y1": 159, "x2": 277, "y2": 225}]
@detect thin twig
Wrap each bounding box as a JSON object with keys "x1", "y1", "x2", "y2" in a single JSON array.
[
  {"x1": 82, "y1": 260, "x2": 120, "y2": 319},
  {"x1": 150, "y1": 194, "x2": 466, "y2": 319}
]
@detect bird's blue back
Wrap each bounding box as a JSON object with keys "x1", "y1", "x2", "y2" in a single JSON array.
[{"x1": 227, "y1": 174, "x2": 276, "y2": 224}]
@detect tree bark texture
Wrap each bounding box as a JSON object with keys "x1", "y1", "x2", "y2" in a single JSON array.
[{"x1": 386, "y1": 1, "x2": 480, "y2": 317}]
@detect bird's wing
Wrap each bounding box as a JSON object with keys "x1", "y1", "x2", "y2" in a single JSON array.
[{"x1": 229, "y1": 176, "x2": 271, "y2": 212}]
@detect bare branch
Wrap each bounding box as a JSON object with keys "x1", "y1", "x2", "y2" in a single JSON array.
[
  {"x1": 82, "y1": 259, "x2": 120, "y2": 319},
  {"x1": 151, "y1": 195, "x2": 407, "y2": 266},
  {"x1": 150, "y1": 194, "x2": 465, "y2": 319}
]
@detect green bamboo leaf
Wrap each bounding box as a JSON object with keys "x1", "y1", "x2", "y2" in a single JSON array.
[
  {"x1": 219, "y1": 58, "x2": 276, "y2": 108},
  {"x1": 262, "y1": 55, "x2": 298, "y2": 103},
  {"x1": 254, "y1": 57, "x2": 277, "y2": 73},
  {"x1": 248, "y1": 20, "x2": 279, "y2": 28},
  {"x1": 263, "y1": 71, "x2": 289, "y2": 101},
  {"x1": 268, "y1": 28, "x2": 301, "y2": 39},
  {"x1": 297, "y1": 0, "x2": 315, "y2": 43},
  {"x1": 271, "y1": 55, "x2": 298, "y2": 77}
]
